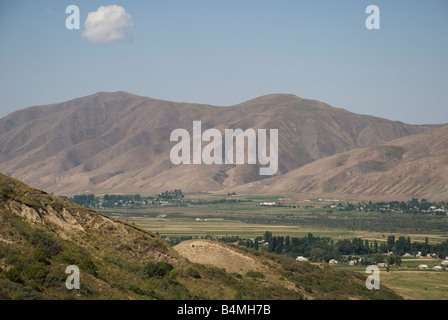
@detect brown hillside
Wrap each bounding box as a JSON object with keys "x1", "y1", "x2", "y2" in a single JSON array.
[
  {"x1": 0, "y1": 91, "x2": 438, "y2": 197},
  {"x1": 230, "y1": 126, "x2": 448, "y2": 201},
  {"x1": 175, "y1": 239, "x2": 268, "y2": 275}
]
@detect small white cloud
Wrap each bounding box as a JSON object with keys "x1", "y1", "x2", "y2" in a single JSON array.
[{"x1": 82, "y1": 5, "x2": 133, "y2": 44}]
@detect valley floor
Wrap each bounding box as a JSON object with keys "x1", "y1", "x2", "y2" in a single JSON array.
[{"x1": 99, "y1": 193, "x2": 448, "y2": 300}]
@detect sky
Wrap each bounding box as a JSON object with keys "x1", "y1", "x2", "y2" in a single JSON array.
[{"x1": 0, "y1": 0, "x2": 447, "y2": 124}]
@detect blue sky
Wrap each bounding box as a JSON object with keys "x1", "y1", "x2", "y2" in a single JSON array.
[{"x1": 0, "y1": 0, "x2": 447, "y2": 124}]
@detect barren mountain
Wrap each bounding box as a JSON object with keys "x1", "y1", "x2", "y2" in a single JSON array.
[
  {"x1": 0, "y1": 91, "x2": 439, "y2": 197},
  {"x1": 230, "y1": 126, "x2": 448, "y2": 201}
]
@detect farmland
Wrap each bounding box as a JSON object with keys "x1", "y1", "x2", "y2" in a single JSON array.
[
  {"x1": 97, "y1": 193, "x2": 448, "y2": 300},
  {"x1": 99, "y1": 193, "x2": 448, "y2": 242}
]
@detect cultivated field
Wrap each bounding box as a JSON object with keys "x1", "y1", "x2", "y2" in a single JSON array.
[{"x1": 101, "y1": 193, "x2": 448, "y2": 243}]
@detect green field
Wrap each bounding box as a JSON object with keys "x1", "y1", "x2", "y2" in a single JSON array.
[
  {"x1": 334, "y1": 262, "x2": 448, "y2": 300},
  {"x1": 123, "y1": 216, "x2": 355, "y2": 239},
  {"x1": 100, "y1": 193, "x2": 448, "y2": 243},
  {"x1": 380, "y1": 270, "x2": 448, "y2": 300}
]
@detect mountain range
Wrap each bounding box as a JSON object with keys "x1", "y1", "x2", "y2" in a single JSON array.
[{"x1": 0, "y1": 91, "x2": 446, "y2": 200}]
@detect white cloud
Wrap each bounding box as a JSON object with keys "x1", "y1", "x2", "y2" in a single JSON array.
[{"x1": 82, "y1": 5, "x2": 133, "y2": 44}]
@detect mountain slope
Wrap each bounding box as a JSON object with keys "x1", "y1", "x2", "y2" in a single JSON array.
[
  {"x1": 0, "y1": 91, "x2": 437, "y2": 196},
  {"x1": 230, "y1": 126, "x2": 448, "y2": 201}
]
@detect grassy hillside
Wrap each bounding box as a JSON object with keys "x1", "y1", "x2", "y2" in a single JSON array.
[{"x1": 0, "y1": 173, "x2": 401, "y2": 300}]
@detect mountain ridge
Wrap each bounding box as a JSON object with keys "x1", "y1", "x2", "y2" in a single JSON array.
[
  {"x1": 0, "y1": 91, "x2": 445, "y2": 199},
  {"x1": 228, "y1": 125, "x2": 448, "y2": 201}
]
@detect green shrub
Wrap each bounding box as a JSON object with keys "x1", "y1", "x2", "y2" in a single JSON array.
[
  {"x1": 144, "y1": 261, "x2": 174, "y2": 278},
  {"x1": 129, "y1": 284, "x2": 145, "y2": 296},
  {"x1": 30, "y1": 229, "x2": 61, "y2": 258},
  {"x1": 257, "y1": 288, "x2": 272, "y2": 299},
  {"x1": 32, "y1": 248, "x2": 49, "y2": 264},
  {"x1": 281, "y1": 260, "x2": 300, "y2": 273},
  {"x1": 23, "y1": 262, "x2": 49, "y2": 284},
  {"x1": 234, "y1": 290, "x2": 245, "y2": 299},
  {"x1": 44, "y1": 268, "x2": 66, "y2": 288},
  {"x1": 5, "y1": 267, "x2": 23, "y2": 284},
  {"x1": 186, "y1": 267, "x2": 201, "y2": 279},
  {"x1": 168, "y1": 268, "x2": 180, "y2": 283},
  {"x1": 79, "y1": 258, "x2": 98, "y2": 276}
]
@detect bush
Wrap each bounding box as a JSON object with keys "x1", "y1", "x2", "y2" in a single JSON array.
[
  {"x1": 129, "y1": 284, "x2": 146, "y2": 296},
  {"x1": 23, "y1": 262, "x2": 49, "y2": 284},
  {"x1": 44, "y1": 268, "x2": 66, "y2": 288},
  {"x1": 186, "y1": 267, "x2": 201, "y2": 279},
  {"x1": 30, "y1": 229, "x2": 61, "y2": 258},
  {"x1": 5, "y1": 267, "x2": 23, "y2": 284},
  {"x1": 234, "y1": 290, "x2": 245, "y2": 299},
  {"x1": 79, "y1": 258, "x2": 98, "y2": 276},
  {"x1": 32, "y1": 248, "x2": 49, "y2": 264},
  {"x1": 281, "y1": 260, "x2": 300, "y2": 273},
  {"x1": 144, "y1": 261, "x2": 174, "y2": 278},
  {"x1": 168, "y1": 269, "x2": 180, "y2": 283},
  {"x1": 230, "y1": 272, "x2": 243, "y2": 279}
]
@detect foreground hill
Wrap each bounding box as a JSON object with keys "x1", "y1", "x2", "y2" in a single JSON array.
[
  {"x1": 0, "y1": 173, "x2": 400, "y2": 300},
  {"x1": 0, "y1": 91, "x2": 437, "y2": 196},
  {"x1": 231, "y1": 126, "x2": 448, "y2": 201}
]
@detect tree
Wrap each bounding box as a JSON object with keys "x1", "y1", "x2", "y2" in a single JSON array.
[
  {"x1": 263, "y1": 231, "x2": 272, "y2": 243},
  {"x1": 394, "y1": 236, "x2": 407, "y2": 256},
  {"x1": 387, "y1": 236, "x2": 395, "y2": 251},
  {"x1": 364, "y1": 240, "x2": 370, "y2": 254},
  {"x1": 374, "y1": 240, "x2": 379, "y2": 253},
  {"x1": 373, "y1": 253, "x2": 385, "y2": 263},
  {"x1": 275, "y1": 236, "x2": 284, "y2": 254},
  {"x1": 309, "y1": 248, "x2": 326, "y2": 262},
  {"x1": 386, "y1": 255, "x2": 395, "y2": 266},
  {"x1": 285, "y1": 236, "x2": 291, "y2": 252}
]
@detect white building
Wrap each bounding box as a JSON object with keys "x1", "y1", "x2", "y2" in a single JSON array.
[
  {"x1": 296, "y1": 256, "x2": 309, "y2": 262},
  {"x1": 418, "y1": 264, "x2": 429, "y2": 270},
  {"x1": 329, "y1": 259, "x2": 338, "y2": 264}
]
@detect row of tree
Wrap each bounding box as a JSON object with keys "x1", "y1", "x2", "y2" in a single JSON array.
[
  {"x1": 327, "y1": 198, "x2": 447, "y2": 215},
  {"x1": 61, "y1": 190, "x2": 185, "y2": 208},
  {"x1": 240, "y1": 232, "x2": 448, "y2": 263}
]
